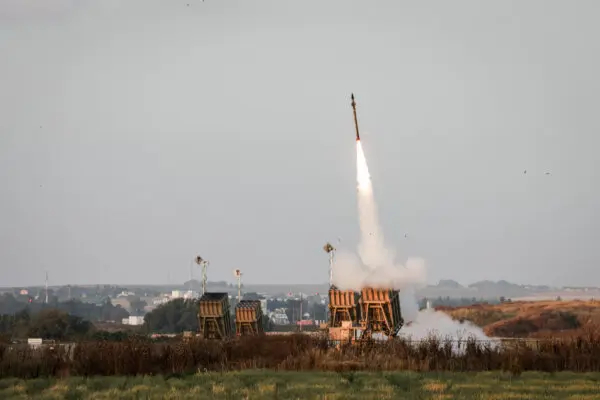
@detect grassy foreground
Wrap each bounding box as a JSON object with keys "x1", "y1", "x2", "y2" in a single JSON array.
[{"x1": 1, "y1": 371, "x2": 600, "y2": 399}]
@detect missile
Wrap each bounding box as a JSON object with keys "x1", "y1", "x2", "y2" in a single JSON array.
[{"x1": 351, "y1": 93, "x2": 360, "y2": 141}]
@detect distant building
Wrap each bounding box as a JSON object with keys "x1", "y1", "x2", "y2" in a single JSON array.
[
  {"x1": 122, "y1": 316, "x2": 144, "y2": 326},
  {"x1": 19, "y1": 289, "x2": 28, "y2": 295},
  {"x1": 152, "y1": 296, "x2": 170, "y2": 306},
  {"x1": 111, "y1": 297, "x2": 130, "y2": 310},
  {"x1": 183, "y1": 290, "x2": 199, "y2": 299},
  {"x1": 269, "y1": 309, "x2": 290, "y2": 325}
]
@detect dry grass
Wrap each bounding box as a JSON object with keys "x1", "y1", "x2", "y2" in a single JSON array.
[
  {"x1": 3, "y1": 333, "x2": 600, "y2": 378},
  {"x1": 439, "y1": 300, "x2": 600, "y2": 338}
]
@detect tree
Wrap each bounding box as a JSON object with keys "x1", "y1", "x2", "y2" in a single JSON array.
[
  {"x1": 129, "y1": 297, "x2": 148, "y2": 315},
  {"x1": 144, "y1": 299, "x2": 199, "y2": 333},
  {"x1": 101, "y1": 299, "x2": 129, "y2": 321},
  {"x1": 27, "y1": 309, "x2": 91, "y2": 340},
  {"x1": 0, "y1": 293, "x2": 21, "y2": 314},
  {"x1": 311, "y1": 303, "x2": 326, "y2": 321},
  {"x1": 262, "y1": 315, "x2": 273, "y2": 332}
]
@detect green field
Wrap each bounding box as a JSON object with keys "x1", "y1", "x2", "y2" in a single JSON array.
[{"x1": 1, "y1": 371, "x2": 600, "y2": 399}]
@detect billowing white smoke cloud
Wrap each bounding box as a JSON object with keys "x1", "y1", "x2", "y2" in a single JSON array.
[
  {"x1": 399, "y1": 308, "x2": 499, "y2": 353},
  {"x1": 399, "y1": 309, "x2": 491, "y2": 342},
  {"x1": 332, "y1": 250, "x2": 426, "y2": 292}
]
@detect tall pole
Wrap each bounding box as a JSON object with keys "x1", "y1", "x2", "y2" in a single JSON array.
[
  {"x1": 323, "y1": 242, "x2": 336, "y2": 286},
  {"x1": 195, "y1": 256, "x2": 208, "y2": 297},
  {"x1": 237, "y1": 272, "x2": 242, "y2": 301},
  {"x1": 299, "y1": 292, "x2": 303, "y2": 332},
  {"x1": 201, "y1": 261, "x2": 208, "y2": 296},
  {"x1": 323, "y1": 242, "x2": 335, "y2": 325},
  {"x1": 45, "y1": 271, "x2": 48, "y2": 304},
  {"x1": 329, "y1": 250, "x2": 335, "y2": 286}
]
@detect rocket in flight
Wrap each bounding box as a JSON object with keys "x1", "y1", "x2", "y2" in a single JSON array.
[{"x1": 351, "y1": 93, "x2": 361, "y2": 141}]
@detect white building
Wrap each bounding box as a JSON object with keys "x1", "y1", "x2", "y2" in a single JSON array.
[
  {"x1": 269, "y1": 309, "x2": 290, "y2": 325},
  {"x1": 183, "y1": 290, "x2": 199, "y2": 299},
  {"x1": 152, "y1": 296, "x2": 170, "y2": 306},
  {"x1": 122, "y1": 316, "x2": 145, "y2": 326}
]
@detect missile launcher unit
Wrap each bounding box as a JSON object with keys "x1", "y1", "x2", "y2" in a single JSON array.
[
  {"x1": 198, "y1": 292, "x2": 233, "y2": 340},
  {"x1": 327, "y1": 285, "x2": 405, "y2": 341},
  {"x1": 328, "y1": 285, "x2": 361, "y2": 327},
  {"x1": 358, "y1": 287, "x2": 404, "y2": 338},
  {"x1": 235, "y1": 300, "x2": 264, "y2": 336}
]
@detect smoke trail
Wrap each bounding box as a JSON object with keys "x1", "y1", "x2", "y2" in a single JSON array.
[
  {"x1": 332, "y1": 139, "x2": 497, "y2": 345},
  {"x1": 356, "y1": 141, "x2": 393, "y2": 269},
  {"x1": 332, "y1": 141, "x2": 426, "y2": 291}
]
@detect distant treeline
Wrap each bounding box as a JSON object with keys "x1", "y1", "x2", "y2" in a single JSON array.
[
  {"x1": 143, "y1": 298, "x2": 273, "y2": 334},
  {"x1": 0, "y1": 293, "x2": 129, "y2": 322},
  {"x1": 0, "y1": 309, "x2": 149, "y2": 343},
  {"x1": 0, "y1": 309, "x2": 92, "y2": 341},
  {"x1": 418, "y1": 297, "x2": 501, "y2": 309}
]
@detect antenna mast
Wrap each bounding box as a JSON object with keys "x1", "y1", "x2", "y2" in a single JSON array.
[
  {"x1": 323, "y1": 242, "x2": 336, "y2": 286},
  {"x1": 195, "y1": 256, "x2": 208, "y2": 296},
  {"x1": 234, "y1": 269, "x2": 242, "y2": 301}
]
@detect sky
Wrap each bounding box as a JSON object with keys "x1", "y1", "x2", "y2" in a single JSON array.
[{"x1": 1, "y1": 0, "x2": 599, "y2": 287}]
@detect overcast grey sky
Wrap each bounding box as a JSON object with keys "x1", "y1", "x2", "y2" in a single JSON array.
[{"x1": 1, "y1": 0, "x2": 598, "y2": 287}]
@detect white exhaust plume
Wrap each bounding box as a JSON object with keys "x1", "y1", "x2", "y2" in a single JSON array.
[
  {"x1": 332, "y1": 139, "x2": 497, "y2": 346},
  {"x1": 333, "y1": 141, "x2": 426, "y2": 291}
]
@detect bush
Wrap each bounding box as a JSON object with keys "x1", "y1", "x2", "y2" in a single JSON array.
[{"x1": 2, "y1": 334, "x2": 600, "y2": 378}]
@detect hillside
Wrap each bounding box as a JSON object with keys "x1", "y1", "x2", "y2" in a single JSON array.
[{"x1": 438, "y1": 300, "x2": 600, "y2": 338}]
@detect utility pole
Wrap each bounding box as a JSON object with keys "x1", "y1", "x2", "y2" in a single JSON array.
[
  {"x1": 202, "y1": 261, "x2": 208, "y2": 296},
  {"x1": 45, "y1": 271, "x2": 48, "y2": 304},
  {"x1": 323, "y1": 242, "x2": 336, "y2": 324},
  {"x1": 299, "y1": 293, "x2": 303, "y2": 332},
  {"x1": 323, "y1": 242, "x2": 335, "y2": 286}
]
